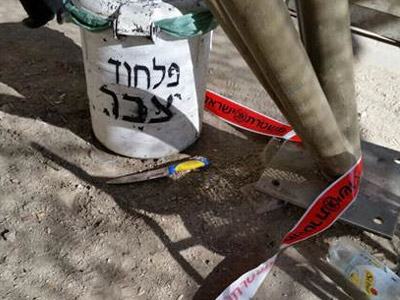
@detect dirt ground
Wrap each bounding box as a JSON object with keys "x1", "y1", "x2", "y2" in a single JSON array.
[{"x1": 1, "y1": 1, "x2": 400, "y2": 300}]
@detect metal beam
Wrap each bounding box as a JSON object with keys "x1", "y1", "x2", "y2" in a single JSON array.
[
  {"x1": 287, "y1": 0, "x2": 400, "y2": 43},
  {"x1": 206, "y1": 0, "x2": 355, "y2": 178},
  {"x1": 296, "y1": 0, "x2": 361, "y2": 159},
  {"x1": 350, "y1": 0, "x2": 400, "y2": 18}
]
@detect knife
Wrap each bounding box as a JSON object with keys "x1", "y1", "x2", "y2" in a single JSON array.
[{"x1": 107, "y1": 156, "x2": 210, "y2": 185}]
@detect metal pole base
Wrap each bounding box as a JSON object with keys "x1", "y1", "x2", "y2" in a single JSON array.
[{"x1": 255, "y1": 138, "x2": 400, "y2": 239}]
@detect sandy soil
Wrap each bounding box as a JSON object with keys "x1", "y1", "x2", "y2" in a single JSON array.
[{"x1": 1, "y1": 1, "x2": 400, "y2": 300}]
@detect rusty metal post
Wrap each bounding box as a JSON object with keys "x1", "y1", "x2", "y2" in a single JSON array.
[
  {"x1": 296, "y1": 0, "x2": 361, "y2": 158},
  {"x1": 206, "y1": 0, "x2": 355, "y2": 178}
]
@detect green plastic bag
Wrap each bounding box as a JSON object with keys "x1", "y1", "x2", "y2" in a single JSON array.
[
  {"x1": 62, "y1": 0, "x2": 217, "y2": 37},
  {"x1": 155, "y1": 9, "x2": 218, "y2": 38},
  {"x1": 63, "y1": 0, "x2": 110, "y2": 32}
]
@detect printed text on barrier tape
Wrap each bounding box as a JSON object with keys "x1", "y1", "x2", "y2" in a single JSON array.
[
  {"x1": 205, "y1": 90, "x2": 301, "y2": 142},
  {"x1": 205, "y1": 90, "x2": 363, "y2": 300}
]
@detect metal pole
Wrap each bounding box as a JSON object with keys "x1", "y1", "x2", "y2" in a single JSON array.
[
  {"x1": 206, "y1": 0, "x2": 355, "y2": 178},
  {"x1": 296, "y1": 0, "x2": 361, "y2": 158},
  {"x1": 207, "y1": 0, "x2": 293, "y2": 117}
]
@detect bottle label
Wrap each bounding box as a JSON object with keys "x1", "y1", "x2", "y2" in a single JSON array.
[
  {"x1": 364, "y1": 269, "x2": 378, "y2": 297},
  {"x1": 348, "y1": 265, "x2": 398, "y2": 299}
]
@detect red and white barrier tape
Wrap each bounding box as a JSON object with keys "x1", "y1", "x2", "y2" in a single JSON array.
[
  {"x1": 205, "y1": 90, "x2": 301, "y2": 142},
  {"x1": 205, "y1": 90, "x2": 363, "y2": 300}
]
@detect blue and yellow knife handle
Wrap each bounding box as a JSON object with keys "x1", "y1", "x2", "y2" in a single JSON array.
[{"x1": 168, "y1": 157, "x2": 210, "y2": 176}]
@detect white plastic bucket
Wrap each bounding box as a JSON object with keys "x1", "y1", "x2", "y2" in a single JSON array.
[{"x1": 78, "y1": 0, "x2": 212, "y2": 158}]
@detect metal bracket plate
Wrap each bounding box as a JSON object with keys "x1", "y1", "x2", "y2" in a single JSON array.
[{"x1": 255, "y1": 139, "x2": 400, "y2": 238}]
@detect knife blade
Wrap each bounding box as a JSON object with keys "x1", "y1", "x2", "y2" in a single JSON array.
[{"x1": 107, "y1": 156, "x2": 210, "y2": 185}]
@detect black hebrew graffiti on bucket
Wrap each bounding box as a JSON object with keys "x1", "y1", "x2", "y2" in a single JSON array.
[
  {"x1": 79, "y1": 15, "x2": 211, "y2": 158},
  {"x1": 97, "y1": 57, "x2": 184, "y2": 126}
]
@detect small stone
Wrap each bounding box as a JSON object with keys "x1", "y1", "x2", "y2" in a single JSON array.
[
  {"x1": 57, "y1": 93, "x2": 66, "y2": 102},
  {"x1": 10, "y1": 178, "x2": 20, "y2": 184},
  {"x1": 7, "y1": 231, "x2": 16, "y2": 242},
  {"x1": 0, "y1": 230, "x2": 15, "y2": 242},
  {"x1": 46, "y1": 160, "x2": 61, "y2": 171},
  {"x1": 1, "y1": 229, "x2": 10, "y2": 241},
  {"x1": 176, "y1": 295, "x2": 184, "y2": 300},
  {"x1": 36, "y1": 211, "x2": 46, "y2": 221},
  {"x1": 137, "y1": 287, "x2": 145, "y2": 296}
]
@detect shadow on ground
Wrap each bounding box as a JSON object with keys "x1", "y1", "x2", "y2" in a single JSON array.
[{"x1": 1, "y1": 22, "x2": 397, "y2": 300}]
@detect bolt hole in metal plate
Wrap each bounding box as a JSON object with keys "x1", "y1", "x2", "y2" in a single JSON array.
[{"x1": 256, "y1": 139, "x2": 400, "y2": 239}]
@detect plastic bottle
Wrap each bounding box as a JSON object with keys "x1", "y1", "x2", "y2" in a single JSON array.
[{"x1": 328, "y1": 239, "x2": 400, "y2": 299}]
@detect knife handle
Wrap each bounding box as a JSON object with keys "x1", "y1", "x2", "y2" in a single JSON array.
[{"x1": 168, "y1": 157, "x2": 210, "y2": 176}]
